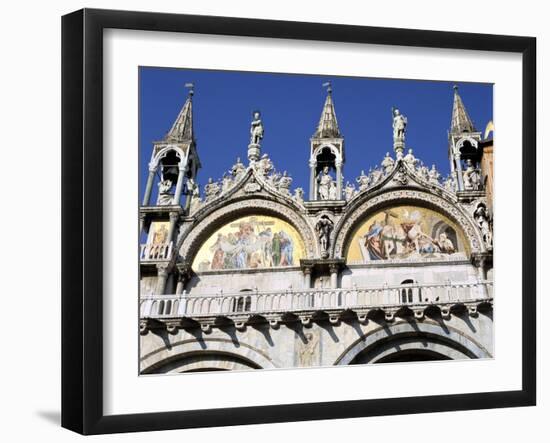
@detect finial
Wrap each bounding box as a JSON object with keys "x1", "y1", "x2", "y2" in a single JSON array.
[
  {"x1": 185, "y1": 82, "x2": 195, "y2": 97},
  {"x1": 322, "y1": 81, "x2": 332, "y2": 94}
]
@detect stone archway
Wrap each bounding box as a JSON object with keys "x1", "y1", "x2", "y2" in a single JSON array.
[
  {"x1": 334, "y1": 321, "x2": 492, "y2": 366},
  {"x1": 140, "y1": 338, "x2": 277, "y2": 374}
]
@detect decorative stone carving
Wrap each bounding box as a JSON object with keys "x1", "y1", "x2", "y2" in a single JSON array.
[
  {"x1": 298, "y1": 331, "x2": 319, "y2": 366},
  {"x1": 370, "y1": 167, "x2": 384, "y2": 185},
  {"x1": 293, "y1": 187, "x2": 304, "y2": 204},
  {"x1": 403, "y1": 149, "x2": 418, "y2": 168},
  {"x1": 474, "y1": 203, "x2": 493, "y2": 249},
  {"x1": 189, "y1": 183, "x2": 202, "y2": 213},
  {"x1": 203, "y1": 178, "x2": 221, "y2": 201},
  {"x1": 315, "y1": 215, "x2": 334, "y2": 259},
  {"x1": 418, "y1": 164, "x2": 430, "y2": 182},
  {"x1": 344, "y1": 181, "x2": 356, "y2": 200},
  {"x1": 244, "y1": 176, "x2": 262, "y2": 194},
  {"x1": 230, "y1": 157, "x2": 246, "y2": 179},
  {"x1": 277, "y1": 171, "x2": 293, "y2": 195},
  {"x1": 356, "y1": 170, "x2": 370, "y2": 191},
  {"x1": 382, "y1": 152, "x2": 395, "y2": 175},
  {"x1": 221, "y1": 173, "x2": 233, "y2": 193},
  {"x1": 393, "y1": 164, "x2": 409, "y2": 185},
  {"x1": 157, "y1": 179, "x2": 173, "y2": 205},
  {"x1": 256, "y1": 153, "x2": 274, "y2": 177},
  {"x1": 443, "y1": 175, "x2": 456, "y2": 192},
  {"x1": 463, "y1": 159, "x2": 482, "y2": 191},
  {"x1": 428, "y1": 164, "x2": 441, "y2": 185}
]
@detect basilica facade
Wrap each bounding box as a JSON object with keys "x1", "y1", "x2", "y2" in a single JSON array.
[{"x1": 139, "y1": 84, "x2": 494, "y2": 373}]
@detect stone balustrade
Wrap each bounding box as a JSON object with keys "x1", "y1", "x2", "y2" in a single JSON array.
[
  {"x1": 139, "y1": 242, "x2": 173, "y2": 261},
  {"x1": 139, "y1": 281, "x2": 493, "y2": 332}
]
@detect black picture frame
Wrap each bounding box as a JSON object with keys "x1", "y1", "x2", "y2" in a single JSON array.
[{"x1": 62, "y1": 8, "x2": 536, "y2": 435}]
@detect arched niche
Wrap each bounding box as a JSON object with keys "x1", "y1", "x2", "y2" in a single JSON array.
[
  {"x1": 192, "y1": 214, "x2": 307, "y2": 272},
  {"x1": 178, "y1": 198, "x2": 317, "y2": 267},
  {"x1": 345, "y1": 204, "x2": 470, "y2": 264},
  {"x1": 332, "y1": 189, "x2": 484, "y2": 259}
]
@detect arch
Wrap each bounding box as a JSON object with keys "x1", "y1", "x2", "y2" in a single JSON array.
[
  {"x1": 151, "y1": 145, "x2": 187, "y2": 169},
  {"x1": 311, "y1": 143, "x2": 342, "y2": 164},
  {"x1": 455, "y1": 136, "x2": 479, "y2": 152},
  {"x1": 140, "y1": 338, "x2": 277, "y2": 374},
  {"x1": 178, "y1": 197, "x2": 317, "y2": 264},
  {"x1": 334, "y1": 321, "x2": 492, "y2": 366},
  {"x1": 332, "y1": 189, "x2": 484, "y2": 259},
  {"x1": 149, "y1": 353, "x2": 261, "y2": 373}
]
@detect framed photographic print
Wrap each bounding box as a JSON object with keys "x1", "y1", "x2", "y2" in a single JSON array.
[{"x1": 62, "y1": 8, "x2": 536, "y2": 435}]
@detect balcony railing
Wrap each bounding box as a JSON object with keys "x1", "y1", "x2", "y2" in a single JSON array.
[
  {"x1": 140, "y1": 242, "x2": 173, "y2": 261},
  {"x1": 140, "y1": 281, "x2": 493, "y2": 320}
]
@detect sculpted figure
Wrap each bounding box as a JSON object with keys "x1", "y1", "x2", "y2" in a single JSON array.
[
  {"x1": 277, "y1": 171, "x2": 293, "y2": 195},
  {"x1": 392, "y1": 107, "x2": 407, "y2": 141},
  {"x1": 231, "y1": 157, "x2": 246, "y2": 179},
  {"x1": 189, "y1": 182, "x2": 202, "y2": 213},
  {"x1": 156, "y1": 179, "x2": 173, "y2": 205},
  {"x1": 403, "y1": 149, "x2": 418, "y2": 168},
  {"x1": 250, "y1": 110, "x2": 264, "y2": 145},
  {"x1": 428, "y1": 164, "x2": 441, "y2": 184},
  {"x1": 315, "y1": 215, "x2": 334, "y2": 258},
  {"x1": 204, "y1": 177, "x2": 221, "y2": 200},
  {"x1": 317, "y1": 166, "x2": 334, "y2": 200},
  {"x1": 356, "y1": 170, "x2": 370, "y2": 191},
  {"x1": 463, "y1": 159, "x2": 481, "y2": 191},
  {"x1": 474, "y1": 204, "x2": 493, "y2": 248},
  {"x1": 293, "y1": 187, "x2": 304, "y2": 204},
  {"x1": 257, "y1": 153, "x2": 274, "y2": 176},
  {"x1": 344, "y1": 181, "x2": 356, "y2": 200},
  {"x1": 443, "y1": 175, "x2": 456, "y2": 192},
  {"x1": 382, "y1": 152, "x2": 395, "y2": 175}
]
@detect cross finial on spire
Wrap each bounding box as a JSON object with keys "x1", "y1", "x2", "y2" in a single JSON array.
[
  {"x1": 164, "y1": 82, "x2": 195, "y2": 142},
  {"x1": 313, "y1": 81, "x2": 341, "y2": 138}
]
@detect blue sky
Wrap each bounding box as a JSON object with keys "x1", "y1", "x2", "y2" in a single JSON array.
[{"x1": 139, "y1": 67, "x2": 492, "y2": 199}]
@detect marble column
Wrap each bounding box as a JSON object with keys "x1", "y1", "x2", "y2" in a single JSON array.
[
  {"x1": 330, "y1": 264, "x2": 339, "y2": 289},
  {"x1": 335, "y1": 161, "x2": 343, "y2": 200},
  {"x1": 142, "y1": 166, "x2": 157, "y2": 206},
  {"x1": 167, "y1": 212, "x2": 179, "y2": 245},
  {"x1": 454, "y1": 154, "x2": 465, "y2": 191},
  {"x1": 309, "y1": 160, "x2": 317, "y2": 201},
  {"x1": 155, "y1": 265, "x2": 169, "y2": 295},
  {"x1": 172, "y1": 164, "x2": 187, "y2": 205},
  {"x1": 303, "y1": 268, "x2": 312, "y2": 289}
]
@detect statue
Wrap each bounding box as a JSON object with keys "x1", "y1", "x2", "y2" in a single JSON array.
[
  {"x1": 356, "y1": 170, "x2": 370, "y2": 191},
  {"x1": 204, "y1": 177, "x2": 221, "y2": 201},
  {"x1": 344, "y1": 181, "x2": 356, "y2": 200},
  {"x1": 189, "y1": 183, "x2": 202, "y2": 213},
  {"x1": 250, "y1": 110, "x2": 264, "y2": 145},
  {"x1": 474, "y1": 204, "x2": 493, "y2": 248},
  {"x1": 381, "y1": 152, "x2": 395, "y2": 175},
  {"x1": 315, "y1": 215, "x2": 334, "y2": 259},
  {"x1": 277, "y1": 171, "x2": 293, "y2": 195},
  {"x1": 221, "y1": 173, "x2": 233, "y2": 193},
  {"x1": 392, "y1": 107, "x2": 407, "y2": 142},
  {"x1": 293, "y1": 187, "x2": 304, "y2": 204},
  {"x1": 317, "y1": 166, "x2": 334, "y2": 200},
  {"x1": 463, "y1": 159, "x2": 481, "y2": 191},
  {"x1": 404, "y1": 149, "x2": 418, "y2": 168},
  {"x1": 257, "y1": 153, "x2": 274, "y2": 176},
  {"x1": 156, "y1": 179, "x2": 173, "y2": 205},
  {"x1": 428, "y1": 164, "x2": 441, "y2": 184},
  {"x1": 370, "y1": 167, "x2": 383, "y2": 184},
  {"x1": 418, "y1": 164, "x2": 430, "y2": 181},
  {"x1": 443, "y1": 175, "x2": 456, "y2": 192},
  {"x1": 231, "y1": 157, "x2": 246, "y2": 179}
]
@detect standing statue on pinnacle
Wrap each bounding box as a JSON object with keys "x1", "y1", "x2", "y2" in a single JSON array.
[
  {"x1": 250, "y1": 110, "x2": 264, "y2": 145},
  {"x1": 392, "y1": 108, "x2": 407, "y2": 141}
]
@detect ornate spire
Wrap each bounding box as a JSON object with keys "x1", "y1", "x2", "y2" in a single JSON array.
[
  {"x1": 313, "y1": 82, "x2": 341, "y2": 138},
  {"x1": 450, "y1": 85, "x2": 475, "y2": 135},
  {"x1": 164, "y1": 83, "x2": 195, "y2": 143}
]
